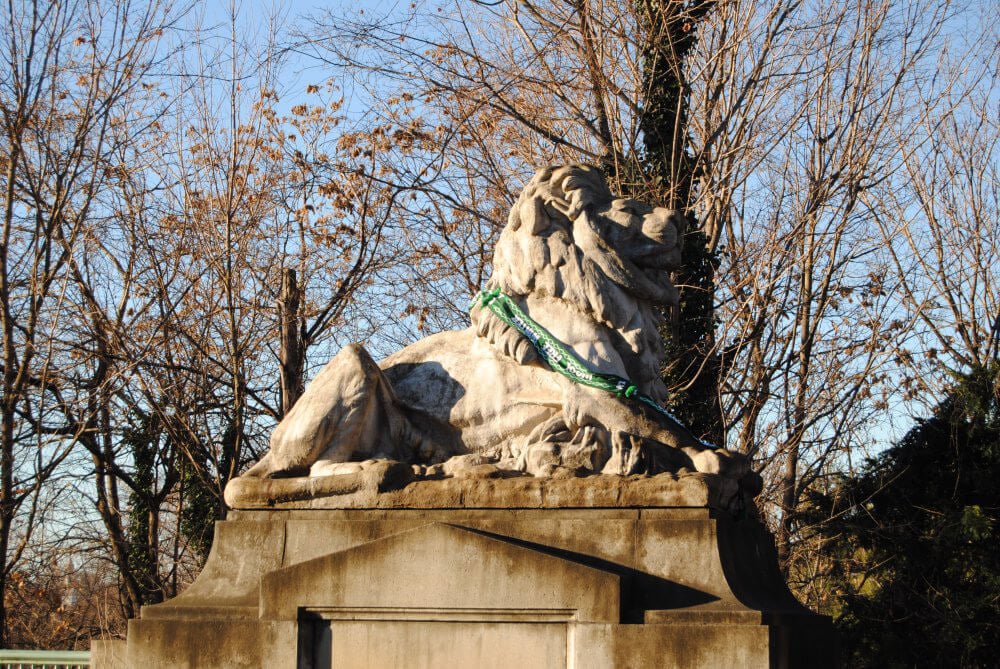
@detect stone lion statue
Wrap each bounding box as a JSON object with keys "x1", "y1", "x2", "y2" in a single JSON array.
[{"x1": 243, "y1": 165, "x2": 747, "y2": 482}]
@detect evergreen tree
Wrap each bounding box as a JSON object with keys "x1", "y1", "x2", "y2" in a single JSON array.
[
  {"x1": 179, "y1": 455, "x2": 216, "y2": 560},
  {"x1": 816, "y1": 364, "x2": 1000, "y2": 668}
]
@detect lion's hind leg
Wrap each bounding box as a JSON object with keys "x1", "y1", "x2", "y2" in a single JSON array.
[{"x1": 244, "y1": 343, "x2": 404, "y2": 478}]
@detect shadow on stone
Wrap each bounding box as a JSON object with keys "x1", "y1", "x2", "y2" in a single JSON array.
[{"x1": 458, "y1": 524, "x2": 720, "y2": 621}]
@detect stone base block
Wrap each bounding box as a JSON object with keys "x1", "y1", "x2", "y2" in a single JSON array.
[{"x1": 103, "y1": 504, "x2": 837, "y2": 668}]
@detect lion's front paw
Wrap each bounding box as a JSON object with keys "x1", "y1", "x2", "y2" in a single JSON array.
[
  {"x1": 687, "y1": 448, "x2": 750, "y2": 479},
  {"x1": 473, "y1": 305, "x2": 539, "y2": 365},
  {"x1": 240, "y1": 453, "x2": 311, "y2": 479},
  {"x1": 242, "y1": 453, "x2": 273, "y2": 478}
]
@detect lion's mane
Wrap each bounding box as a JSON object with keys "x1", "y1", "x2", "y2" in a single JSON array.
[{"x1": 472, "y1": 165, "x2": 682, "y2": 403}]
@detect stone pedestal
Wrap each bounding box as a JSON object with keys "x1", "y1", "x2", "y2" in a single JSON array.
[{"x1": 107, "y1": 474, "x2": 837, "y2": 668}]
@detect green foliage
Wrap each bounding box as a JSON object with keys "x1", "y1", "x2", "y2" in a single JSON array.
[
  {"x1": 817, "y1": 364, "x2": 1000, "y2": 668},
  {"x1": 632, "y1": 0, "x2": 709, "y2": 209},
  {"x1": 179, "y1": 448, "x2": 218, "y2": 560},
  {"x1": 125, "y1": 408, "x2": 218, "y2": 582},
  {"x1": 123, "y1": 410, "x2": 162, "y2": 605},
  {"x1": 660, "y1": 228, "x2": 723, "y2": 444},
  {"x1": 628, "y1": 1, "x2": 724, "y2": 445}
]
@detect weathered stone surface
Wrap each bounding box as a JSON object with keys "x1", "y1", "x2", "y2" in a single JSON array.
[
  {"x1": 318, "y1": 620, "x2": 569, "y2": 669},
  {"x1": 225, "y1": 465, "x2": 751, "y2": 513},
  {"x1": 260, "y1": 523, "x2": 620, "y2": 622},
  {"x1": 89, "y1": 640, "x2": 126, "y2": 669},
  {"x1": 124, "y1": 619, "x2": 297, "y2": 668},
  {"x1": 238, "y1": 165, "x2": 752, "y2": 490},
  {"x1": 103, "y1": 507, "x2": 838, "y2": 668}
]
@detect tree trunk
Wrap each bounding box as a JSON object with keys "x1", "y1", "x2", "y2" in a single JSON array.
[
  {"x1": 278, "y1": 268, "x2": 305, "y2": 416},
  {"x1": 777, "y1": 438, "x2": 799, "y2": 571},
  {"x1": 0, "y1": 403, "x2": 12, "y2": 647},
  {"x1": 279, "y1": 268, "x2": 305, "y2": 416},
  {"x1": 634, "y1": 0, "x2": 724, "y2": 446}
]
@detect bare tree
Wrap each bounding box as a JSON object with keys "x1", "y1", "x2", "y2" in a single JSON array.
[
  {"x1": 48, "y1": 3, "x2": 411, "y2": 620},
  {"x1": 297, "y1": 0, "x2": 978, "y2": 580},
  {"x1": 874, "y1": 32, "x2": 999, "y2": 399},
  {"x1": 0, "y1": 0, "x2": 183, "y2": 641}
]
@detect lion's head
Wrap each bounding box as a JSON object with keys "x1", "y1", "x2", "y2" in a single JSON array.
[{"x1": 476, "y1": 165, "x2": 686, "y2": 400}]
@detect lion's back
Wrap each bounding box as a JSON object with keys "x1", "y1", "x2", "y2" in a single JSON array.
[
  {"x1": 380, "y1": 327, "x2": 563, "y2": 453},
  {"x1": 380, "y1": 329, "x2": 475, "y2": 414}
]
